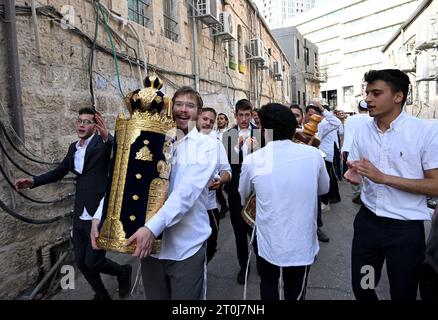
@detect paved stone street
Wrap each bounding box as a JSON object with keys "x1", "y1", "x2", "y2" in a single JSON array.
[{"x1": 48, "y1": 180, "x2": 432, "y2": 300}]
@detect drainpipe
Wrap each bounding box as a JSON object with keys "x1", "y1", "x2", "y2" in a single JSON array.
[
  {"x1": 4, "y1": 0, "x2": 24, "y2": 139},
  {"x1": 191, "y1": 1, "x2": 200, "y2": 92},
  {"x1": 253, "y1": 11, "x2": 260, "y2": 109}
]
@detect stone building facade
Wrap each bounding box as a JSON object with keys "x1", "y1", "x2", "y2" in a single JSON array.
[
  {"x1": 0, "y1": 0, "x2": 290, "y2": 298},
  {"x1": 382, "y1": 0, "x2": 438, "y2": 120},
  {"x1": 272, "y1": 26, "x2": 321, "y2": 108}
]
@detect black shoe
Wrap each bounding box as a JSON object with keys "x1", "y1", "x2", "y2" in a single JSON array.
[
  {"x1": 219, "y1": 206, "x2": 228, "y2": 219},
  {"x1": 93, "y1": 290, "x2": 111, "y2": 300},
  {"x1": 237, "y1": 268, "x2": 246, "y2": 285},
  {"x1": 117, "y1": 264, "x2": 132, "y2": 298},
  {"x1": 329, "y1": 198, "x2": 341, "y2": 204},
  {"x1": 317, "y1": 228, "x2": 330, "y2": 242}
]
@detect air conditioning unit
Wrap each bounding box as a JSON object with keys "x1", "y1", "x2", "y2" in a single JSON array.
[
  {"x1": 249, "y1": 38, "x2": 265, "y2": 63},
  {"x1": 260, "y1": 47, "x2": 269, "y2": 69},
  {"x1": 416, "y1": 51, "x2": 438, "y2": 81},
  {"x1": 196, "y1": 0, "x2": 219, "y2": 26},
  {"x1": 213, "y1": 12, "x2": 235, "y2": 41},
  {"x1": 399, "y1": 50, "x2": 416, "y2": 73},
  {"x1": 273, "y1": 61, "x2": 283, "y2": 80},
  {"x1": 415, "y1": 15, "x2": 438, "y2": 50}
]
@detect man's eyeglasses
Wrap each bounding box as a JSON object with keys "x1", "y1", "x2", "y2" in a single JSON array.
[
  {"x1": 76, "y1": 119, "x2": 95, "y2": 126},
  {"x1": 174, "y1": 101, "x2": 196, "y2": 109}
]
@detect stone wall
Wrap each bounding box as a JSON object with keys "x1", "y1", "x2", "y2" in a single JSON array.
[{"x1": 0, "y1": 0, "x2": 290, "y2": 298}]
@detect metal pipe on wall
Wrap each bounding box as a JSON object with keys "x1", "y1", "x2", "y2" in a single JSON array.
[
  {"x1": 31, "y1": 0, "x2": 42, "y2": 61},
  {"x1": 192, "y1": 0, "x2": 200, "y2": 92},
  {"x1": 4, "y1": 0, "x2": 24, "y2": 140}
]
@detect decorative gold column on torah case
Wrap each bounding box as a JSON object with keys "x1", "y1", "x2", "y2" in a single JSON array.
[{"x1": 97, "y1": 75, "x2": 176, "y2": 254}]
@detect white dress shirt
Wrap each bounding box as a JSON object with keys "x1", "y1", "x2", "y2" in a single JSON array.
[
  {"x1": 341, "y1": 113, "x2": 373, "y2": 153},
  {"x1": 317, "y1": 110, "x2": 341, "y2": 162},
  {"x1": 74, "y1": 134, "x2": 95, "y2": 221},
  {"x1": 206, "y1": 134, "x2": 232, "y2": 210},
  {"x1": 239, "y1": 140, "x2": 330, "y2": 266},
  {"x1": 94, "y1": 128, "x2": 217, "y2": 260},
  {"x1": 349, "y1": 112, "x2": 438, "y2": 220},
  {"x1": 337, "y1": 123, "x2": 344, "y2": 148},
  {"x1": 233, "y1": 125, "x2": 253, "y2": 160},
  {"x1": 145, "y1": 127, "x2": 217, "y2": 260},
  {"x1": 215, "y1": 128, "x2": 226, "y2": 142}
]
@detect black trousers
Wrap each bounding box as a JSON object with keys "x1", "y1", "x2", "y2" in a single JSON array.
[
  {"x1": 320, "y1": 160, "x2": 341, "y2": 205},
  {"x1": 351, "y1": 206, "x2": 425, "y2": 300},
  {"x1": 73, "y1": 220, "x2": 124, "y2": 296},
  {"x1": 227, "y1": 191, "x2": 259, "y2": 270},
  {"x1": 216, "y1": 187, "x2": 228, "y2": 211},
  {"x1": 342, "y1": 151, "x2": 349, "y2": 176},
  {"x1": 206, "y1": 208, "x2": 220, "y2": 263},
  {"x1": 258, "y1": 256, "x2": 310, "y2": 300},
  {"x1": 333, "y1": 143, "x2": 342, "y2": 180},
  {"x1": 317, "y1": 196, "x2": 323, "y2": 228}
]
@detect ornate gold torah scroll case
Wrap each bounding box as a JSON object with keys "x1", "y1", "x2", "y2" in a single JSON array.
[
  {"x1": 97, "y1": 75, "x2": 176, "y2": 254},
  {"x1": 241, "y1": 114, "x2": 322, "y2": 227}
]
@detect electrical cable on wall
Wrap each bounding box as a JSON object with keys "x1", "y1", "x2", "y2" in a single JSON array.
[
  {"x1": 0, "y1": 4, "x2": 248, "y2": 98},
  {"x1": 0, "y1": 161, "x2": 73, "y2": 204},
  {"x1": 88, "y1": 1, "x2": 100, "y2": 108},
  {"x1": 0, "y1": 137, "x2": 36, "y2": 176},
  {"x1": 0, "y1": 121, "x2": 59, "y2": 167},
  {"x1": 95, "y1": 1, "x2": 125, "y2": 98},
  {"x1": 0, "y1": 197, "x2": 72, "y2": 224},
  {"x1": 0, "y1": 100, "x2": 58, "y2": 164}
]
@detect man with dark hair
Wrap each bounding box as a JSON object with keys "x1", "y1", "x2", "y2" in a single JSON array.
[
  {"x1": 216, "y1": 113, "x2": 229, "y2": 141},
  {"x1": 15, "y1": 108, "x2": 132, "y2": 300},
  {"x1": 239, "y1": 103, "x2": 329, "y2": 300},
  {"x1": 119, "y1": 86, "x2": 217, "y2": 299},
  {"x1": 290, "y1": 104, "x2": 304, "y2": 127},
  {"x1": 252, "y1": 108, "x2": 261, "y2": 127},
  {"x1": 222, "y1": 98, "x2": 261, "y2": 285},
  {"x1": 345, "y1": 69, "x2": 438, "y2": 300},
  {"x1": 304, "y1": 104, "x2": 322, "y2": 121},
  {"x1": 196, "y1": 107, "x2": 231, "y2": 263}
]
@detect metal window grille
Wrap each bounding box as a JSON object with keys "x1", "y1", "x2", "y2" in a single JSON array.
[
  {"x1": 128, "y1": 0, "x2": 150, "y2": 28},
  {"x1": 163, "y1": 0, "x2": 178, "y2": 42}
]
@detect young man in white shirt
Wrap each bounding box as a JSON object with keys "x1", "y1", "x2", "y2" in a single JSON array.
[
  {"x1": 215, "y1": 112, "x2": 230, "y2": 218},
  {"x1": 303, "y1": 102, "x2": 340, "y2": 242},
  {"x1": 345, "y1": 69, "x2": 438, "y2": 300},
  {"x1": 196, "y1": 107, "x2": 231, "y2": 263},
  {"x1": 215, "y1": 112, "x2": 229, "y2": 141},
  {"x1": 93, "y1": 87, "x2": 217, "y2": 299},
  {"x1": 306, "y1": 102, "x2": 342, "y2": 205},
  {"x1": 239, "y1": 103, "x2": 329, "y2": 300},
  {"x1": 222, "y1": 99, "x2": 262, "y2": 285}
]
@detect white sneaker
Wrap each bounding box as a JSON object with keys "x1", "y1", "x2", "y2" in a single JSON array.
[{"x1": 321, "y1": 203, "x2": 331, "y2": 212}]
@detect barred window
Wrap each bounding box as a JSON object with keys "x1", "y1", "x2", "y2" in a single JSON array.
[
  {"x1": 343, "y1": 86, "x2": 354, "y2": 104},
  {"x1": 163, "y1": 0, "x2": 179, "y2": 42},
  {"x1": 128, "y1": 0, "x2": 151, "y2": 28}
]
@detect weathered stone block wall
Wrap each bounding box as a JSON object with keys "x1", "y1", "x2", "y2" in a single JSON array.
[{"x1": 0, "y1": 0, "x2": 138, "y2": 298}]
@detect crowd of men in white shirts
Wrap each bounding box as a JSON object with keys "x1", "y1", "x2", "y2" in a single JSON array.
[{"x1": 16, "y1": 69, "x2": 438, "y2": 300}]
